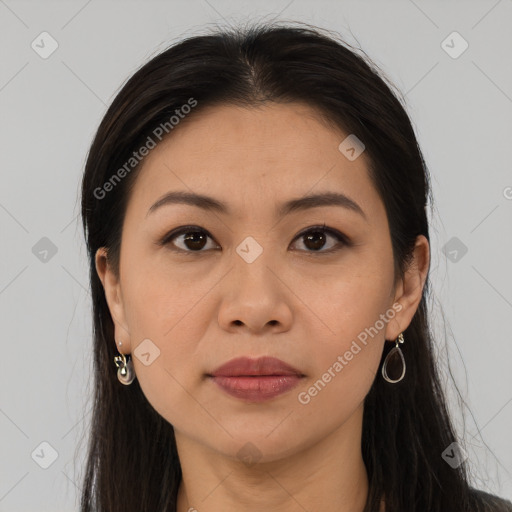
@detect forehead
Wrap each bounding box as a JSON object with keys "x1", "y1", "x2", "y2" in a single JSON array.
[{"x1": 126, "y1": 102, "x2": 383, "y2": 224}]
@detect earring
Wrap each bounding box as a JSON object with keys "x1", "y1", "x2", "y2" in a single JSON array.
[
  {"x1": 381, "y1": 332, "x2": 406, "y2": 383},
  {"x1": 114, "y1": 352, "x2": 136, "y2": 386}
]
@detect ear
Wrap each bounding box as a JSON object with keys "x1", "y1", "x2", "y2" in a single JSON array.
[
  {"x1": 95, "y1": 247, "x2": 132, "y2": 353},
  {"x1": 385, "y1": 234, "x2": 430, "y2": 341}
]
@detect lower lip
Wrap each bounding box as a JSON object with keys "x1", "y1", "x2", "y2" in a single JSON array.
[{"x1": 210, "y1": 375, "x2": 303, "y2": 402}]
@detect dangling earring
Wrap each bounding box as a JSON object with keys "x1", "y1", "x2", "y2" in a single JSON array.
[
  {"x1": 114, "y1": 351, "x2": 136, "y2": 386},
  {"x1": 381, "y1": 332, "x2": 406, "y2": 383}
]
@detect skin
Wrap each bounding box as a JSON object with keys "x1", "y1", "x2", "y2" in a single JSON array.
[{"x1": 96, "y1": 102, "x2": 429, "y2": 512}]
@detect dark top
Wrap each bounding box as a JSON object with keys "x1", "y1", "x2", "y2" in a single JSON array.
[{"x1": 470, "y1": 488, "x2": 512, "y2": 511}]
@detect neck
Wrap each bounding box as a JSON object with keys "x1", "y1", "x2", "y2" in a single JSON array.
[{"x1": 175, "y1": 403, "x2": 371, "y2": 512}]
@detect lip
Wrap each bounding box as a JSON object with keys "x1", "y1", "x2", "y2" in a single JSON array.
[
  {"x1": 210, "y1": 356, "x2": 303, "y2": 377},
  {"x1": 208, "y1": 356, "x2": 305, "y2": 402}
]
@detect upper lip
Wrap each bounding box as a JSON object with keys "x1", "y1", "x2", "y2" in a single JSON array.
[{"x1": 209, "y1": 356, "x2": 304, "y2": 377}]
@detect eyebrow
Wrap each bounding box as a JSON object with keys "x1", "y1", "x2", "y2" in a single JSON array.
[{"x1": 146, "y1": 190, "x2": 367, "y2": 221}]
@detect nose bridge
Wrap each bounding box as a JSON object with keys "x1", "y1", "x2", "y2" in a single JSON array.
[
  {"x1": 220, "y1": 229, "x2": 293, "y2": 315},
  {"x1": 232, "y1": 233, "x2": 277, "y2": 288},
  {"x1": 217, "y1": 234, "x2": 292, "y2": 332}
]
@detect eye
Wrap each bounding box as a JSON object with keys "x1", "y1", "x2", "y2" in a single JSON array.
[
  {"x1": 158, "y1": 223, "x2": 350, "y2": 254},
  {"x1": 290, "y1": 224, "x2": 349, "y2": 254},
  {"x1": 159, "y1": 226, "x2": 219, "y2": 253}
]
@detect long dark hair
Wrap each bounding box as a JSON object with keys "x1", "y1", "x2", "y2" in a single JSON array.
[{"x1": 79, "y1": 20, "x2": 506, "y2": 512}]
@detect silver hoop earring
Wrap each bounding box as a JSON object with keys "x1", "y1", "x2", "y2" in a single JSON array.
[
  {"x1": 381, "y1": 332, "x2": 406, "y2": 383},
  {"x1": 114, "y1": 352, "x2": 136, "y2": 386}
]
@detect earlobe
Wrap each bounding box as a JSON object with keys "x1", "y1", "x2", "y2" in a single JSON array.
[
  {"x1": 94, "y1": 247, "x2": 132, "y2": 351},
  {"x1": 385, "y1": 235, "x2": 430, "y2": 341}
]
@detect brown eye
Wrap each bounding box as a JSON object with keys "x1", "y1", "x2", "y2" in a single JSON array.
[
  {"x1": 159, "y1": 224, "x2": 349, "y2": 255},
  {"x1": 161, "y1": 227, "x2": 218, "y2": 252},
  {"x1": 290, "y1": 225, "x2": 348, "y2": 254},
  {"x1": 302, "y1": 230, "x2": 329, "y2": 251},
  {"x1": 180, "y1": 231, "x2": 210, "y2": 251}
]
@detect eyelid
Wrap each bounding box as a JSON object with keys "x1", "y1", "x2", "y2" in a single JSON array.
[
  {"x1": 158, "y1": 224, "x2": 351, "y2": 253},
  {"x1": 293, "y1": 224, "x2": 349, "y2": 245},
  {"x1": 157, "y1": 225, "x2": 218, "y2": 248},
  {"x1": 290, "y1": 224, "x2": 350, "y2": 254}
]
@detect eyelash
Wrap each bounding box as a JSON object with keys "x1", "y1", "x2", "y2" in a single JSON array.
[{"x1": 157, "y1": 223, "x2": 351, "y2": 256}]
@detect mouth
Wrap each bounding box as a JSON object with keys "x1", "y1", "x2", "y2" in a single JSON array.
[{"x1": 207, "y1": 356, "x2": 305, "y2": 402}]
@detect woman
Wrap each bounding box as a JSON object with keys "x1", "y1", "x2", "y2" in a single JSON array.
[{"x1": 79, "y1": 21, "x2": 512, "y2": 512}]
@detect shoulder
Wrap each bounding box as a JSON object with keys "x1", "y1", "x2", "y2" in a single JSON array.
[{"x1": 469, "y1": 488, "x2": 512, "y2": 512}]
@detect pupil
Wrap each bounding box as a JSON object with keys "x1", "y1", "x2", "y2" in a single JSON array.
[
  {"x1": 184, "y1": 232, "x2": 206, "y2": 250},
  {"x1": 305, "y1": 231, "x2": 325, "y2": 251}
]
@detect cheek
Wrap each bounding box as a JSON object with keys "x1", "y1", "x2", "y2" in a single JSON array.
[
  {"x1": 126, "y1": 314, "x2": 204, "y2": 432},
  {"x1": 300, "y1": 259, "x2": 395, "y2": 348},
  {"x1": 118, "y1": 253, "x2": 207, "y2": 422},
  {"x1": 294, "y1": 254, "x2": 393, "y2": 403},
  {"x1": 297, "y1": 319, "x2": 384, "y2": 413},
  {"x1": 120, "y1": 240, "x2": 203, "y2": 337}
]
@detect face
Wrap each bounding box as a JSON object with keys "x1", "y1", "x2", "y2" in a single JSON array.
[{"x1": 96, "y1": 102, "x2": 428, "y2": 463}]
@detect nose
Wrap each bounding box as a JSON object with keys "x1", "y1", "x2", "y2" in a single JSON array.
[{"x1": 217, "y1": 250, "x2": 293, "y2": 335}]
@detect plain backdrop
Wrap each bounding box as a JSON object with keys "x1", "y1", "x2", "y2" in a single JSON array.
[{"x1": 0, "y1": 1, "x2": 511, "y2": 510}]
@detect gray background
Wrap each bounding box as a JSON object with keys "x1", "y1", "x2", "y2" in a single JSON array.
[{"x1": 1, "y1": 0, "x2": 511, "y2": 510}]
